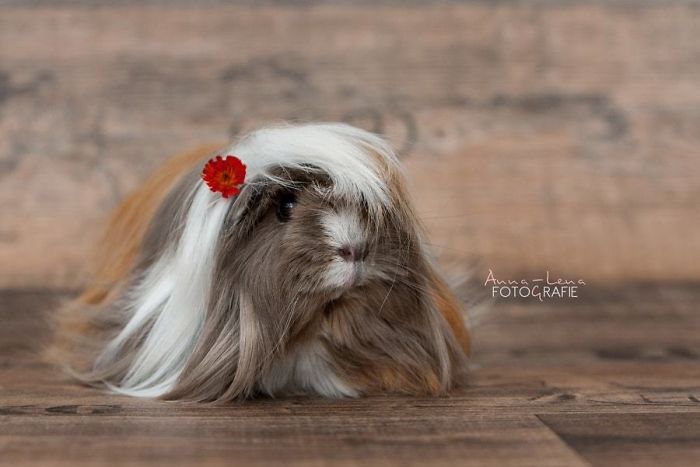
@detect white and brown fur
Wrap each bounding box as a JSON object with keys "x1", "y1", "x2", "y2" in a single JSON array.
[{"x1": 51, "y1": 123, "x2": 471, "y2": 402}]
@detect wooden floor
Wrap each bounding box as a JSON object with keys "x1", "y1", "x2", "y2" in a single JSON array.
[{"x1": 1, "y1": 286, "x2": 699, "y2": 466}]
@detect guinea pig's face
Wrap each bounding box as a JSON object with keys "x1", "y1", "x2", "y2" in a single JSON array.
[{"x1": 215, "y1": 169, "x2": 420, "y2": 330}]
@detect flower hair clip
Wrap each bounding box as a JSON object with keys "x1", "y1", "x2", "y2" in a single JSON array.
[{"x1": 202, "y1": 155, "x2": 247, "y2": 198}]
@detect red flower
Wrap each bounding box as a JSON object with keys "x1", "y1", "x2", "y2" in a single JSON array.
[{"x1": 201, "y1": 155, "x2": 247, "y2": 198}]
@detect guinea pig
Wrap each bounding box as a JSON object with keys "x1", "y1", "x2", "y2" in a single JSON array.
[{"x1": 52, "y1": 123, "x2": 471, "y2": 401}]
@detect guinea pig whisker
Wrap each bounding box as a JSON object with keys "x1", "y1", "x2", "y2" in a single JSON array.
[
  {"x1": 377, "y1": 227, "x2": 412, "y2": 315},
  {"x1": 422, "y1": 242, "x2": 472, "y2": 256},
  {"x1": 417, "y1": 214, "x2": 474, "y2": 220}
]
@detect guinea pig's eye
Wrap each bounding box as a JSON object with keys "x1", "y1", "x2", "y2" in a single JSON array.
[{"x1": 276, "y1": 192, "x2": 297, "y2": 223}]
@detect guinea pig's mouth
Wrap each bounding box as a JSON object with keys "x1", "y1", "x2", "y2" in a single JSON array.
[
  {"x1": 322, "y1": 256, "x2": 369, "y2": 295},
  {"x1": 346, "y1": 262, "x2": 368, "y2": 288}
]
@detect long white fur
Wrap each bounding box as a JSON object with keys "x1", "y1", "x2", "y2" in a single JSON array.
[
  {"x1": 97, "y1": 123, "x2": 400, "y2": 398},
  {"x1": 97, "y1": 186, "x2": 229, "y2": 397},
  {"x1": 234, "y1": 123, "x2": 400, "y2": 215}
]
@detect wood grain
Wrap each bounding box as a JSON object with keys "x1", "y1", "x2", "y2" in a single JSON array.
[
  {"x1": 539, "y1": 413, "x2": 700, "y2": 467},
  {"x1": 0, "y1": 3, "x2": 699, "y2": 288},
  {"x1": 1, "y1": 286, "x2": 699, "y2": 466}
]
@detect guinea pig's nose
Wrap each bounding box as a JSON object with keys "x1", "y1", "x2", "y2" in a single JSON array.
[{"x1": 338, "y1": 244, "x2": 367, "y2": 262}]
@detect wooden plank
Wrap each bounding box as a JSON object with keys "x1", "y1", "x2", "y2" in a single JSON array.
[
  {"x1": 0, "y1": 4, "x2": 699, "y2": 288},
  {"x1": 539, "y1": 412, "x2": 700, "y2": 467},
  {"x1": 0, "y1": 413, "x2": 589, "y2": 467}
]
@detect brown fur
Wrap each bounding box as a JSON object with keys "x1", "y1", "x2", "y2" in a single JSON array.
[
  {"x1": 52, "y1": 132, "x2": 471, "y2": 400},
  {"x1": 376, "y1": 150, "x2": 471, "y2": 355},
  {"x1": 428, "y1": 268, "x2": 471, "y2": 354}
]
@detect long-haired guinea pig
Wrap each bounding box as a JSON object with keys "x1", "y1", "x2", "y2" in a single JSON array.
[{"x1": 51, "y1": 123, "x2": 471, "y2": 401}]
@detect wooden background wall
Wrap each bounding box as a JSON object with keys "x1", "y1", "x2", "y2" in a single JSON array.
[{"x1": 0, "y1": 1, "x2": 698, "y2": 289}]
